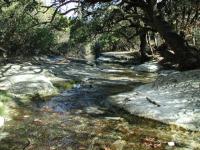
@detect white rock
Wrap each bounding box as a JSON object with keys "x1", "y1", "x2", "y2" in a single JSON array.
[
  {"x1": 0, "y1": 116, "x2": 5, "y2": 127},
  {"x1": 0, "y1": 74, "x2": 57, "y2": 96},
  {"x1": 133, "y1": 62, "x2": 162, "y2": 73},
  {"x1": 168, "y1": 141, "x2": 175, "y2": 147},
  {"x1": 73, "y1": 84, "x2": 81, "y2": 89},
  {"x1": 97, "y1": 57, "x2": 113, "y2": 62}
]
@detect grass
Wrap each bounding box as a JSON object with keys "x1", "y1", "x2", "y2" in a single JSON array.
[
  {"x1": 0, "y1": 90, "x2": 12, "y2": 116},
  {"x1": 53, "y1": 80, "x2": 79, "y2": 91},
  {"x1": 0, "y1": 91, "x2": 12, "y2": 103}
]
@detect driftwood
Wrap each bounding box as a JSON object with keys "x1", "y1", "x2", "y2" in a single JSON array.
[
  {"x1": 0, "y1": 46, "x2": 7, "y2": 52},
  {"x1": 146, "y1": 97, "x2": 161, "y2": 107}
]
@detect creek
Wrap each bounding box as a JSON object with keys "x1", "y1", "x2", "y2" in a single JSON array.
[{"x1": 0, "y1": 62, "x2": 199, "y2": 150}]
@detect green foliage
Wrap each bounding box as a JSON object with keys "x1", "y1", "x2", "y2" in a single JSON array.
[
  {"x1": 0, "y1": 102, "x2": 5, "y2": 116},
  {"x1": 54, "y1": 80, "x2": 78, "y2": 91},
  {"x1": 67, "y1": 3, "x2": 139, "y2": 55},
  {"x1": 68, "y1": 0, "x2": 199, "y2": 57},
  {"x1": 0, "y1": 90, "x2": 11, "y2": 116},
  {"x1": 0, "y1": 0, "x2": 69, "y2": 57},
  {"x1": 27, "y1": 27, "x2": 55, "y2": 55},
  {"x1": 0, "y1": 91, "x2": 11, "y2": 103},
  {"x1": 69, "y1": 20, "x2": 90, "y2": 45}
]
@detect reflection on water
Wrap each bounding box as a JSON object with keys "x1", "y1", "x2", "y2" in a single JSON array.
[{"x1": 0, "y1": 63, "x2": 200, "y2": 150}]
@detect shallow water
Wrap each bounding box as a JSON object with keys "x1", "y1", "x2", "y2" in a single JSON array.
[{"x1": 0, "y1": 63, "x2": 200, "y2": 150}]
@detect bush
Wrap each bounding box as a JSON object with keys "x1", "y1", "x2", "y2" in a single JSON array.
[
  {"x1": 0, "y1": 0, "x2": 69, "y2": 57},
  {"x1": 0, "y1": 91, "x2": 11, "y2": 116}
]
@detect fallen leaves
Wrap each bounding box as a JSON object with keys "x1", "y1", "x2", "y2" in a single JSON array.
[
  {"x1": 141, "y1": 136, "x2": 162, "y2": 149},
  {"x1": 33, "y1": 118, "x2": 47, "y2": 126}
]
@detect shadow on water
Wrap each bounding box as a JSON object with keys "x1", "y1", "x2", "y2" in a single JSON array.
[{"x1": 0, "y1": 62, "x2": 200, "y2": 150}]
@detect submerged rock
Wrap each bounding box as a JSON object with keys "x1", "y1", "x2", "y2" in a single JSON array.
[
  {"x1": 108, "y1": 69, "x2": 200, "y2": 131},
  {"x1": 132, "y1": 62, "x2": 162, "y2": 73}
]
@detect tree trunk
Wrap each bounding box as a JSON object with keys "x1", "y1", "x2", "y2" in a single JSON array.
[
  {"x1": 139, "y1": 31, "x2": 151, "y2": 63},
  {"x1": 152, "y1": 16, "x2": 200, "y2": 70},
  {"x1": 143, "y1": 0, "x2": 200, "y2": 70}
]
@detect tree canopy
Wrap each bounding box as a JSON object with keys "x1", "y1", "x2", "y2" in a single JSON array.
[
  {"x1": 79, "y1": 0, "x2": 199, "y2": 69},
  {"x1": 0, "y1": 0, "x2": 199, "y2": 69}
]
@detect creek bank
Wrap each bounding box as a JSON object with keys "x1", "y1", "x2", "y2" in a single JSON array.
[{"x1": 108, "y1": 69, "x2": 200, "y2": 131}]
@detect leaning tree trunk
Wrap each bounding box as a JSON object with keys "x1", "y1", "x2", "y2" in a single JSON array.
[
  {"x1": 143, "y1": 0, "x2": 200, "y2": 70},
  {"x1": 152, "y1": 16, "x2": 200, "y2": 70},
  {"x1": 140, "y1": 31, "x2": 148, "y2": 63}
]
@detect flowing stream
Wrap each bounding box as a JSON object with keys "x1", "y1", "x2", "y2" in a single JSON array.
[{"x1": 0, "y1": 62, "x2": 200, "y2": 150}]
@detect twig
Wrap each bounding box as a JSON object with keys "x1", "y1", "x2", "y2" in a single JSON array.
[
  {"x1": 23, "y1": 138, "x2": 31, "y2": 150},
  {"x1": 146, "y1": 97, "x2": 160, "y2": 107}
]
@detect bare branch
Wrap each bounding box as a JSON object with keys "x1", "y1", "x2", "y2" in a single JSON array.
[{"x1": 49, "y1": 0, "x2": 79, "y2": 22}]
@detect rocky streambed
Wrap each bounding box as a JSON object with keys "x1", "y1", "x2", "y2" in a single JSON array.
[{"x1": 0, "y1": 57, "x2": 200, "y2": 149}]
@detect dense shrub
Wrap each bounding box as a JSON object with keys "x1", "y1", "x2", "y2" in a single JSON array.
[{"x1": 0, "y1": 0, "x2": 68, "y2": 57}]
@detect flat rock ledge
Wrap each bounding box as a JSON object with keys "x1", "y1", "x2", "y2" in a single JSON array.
[
  {"x1": 0, "y1": 74, "x2": 57, "y2": 96},
  {"x1": 0, "y1": 64, "x2": 60, "y2": 97},
  {"x1": 108, "y1": 69, "x2": 200, "y2": 131}
]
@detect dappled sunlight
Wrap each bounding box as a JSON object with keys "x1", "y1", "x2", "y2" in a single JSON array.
[
  {"x1": 0, "y1": 0, "x2": 199, "y2": 149},
  {"x1": 2, "y1": 103, "x2": 199, "y2": 150},
  {"x1": 0, "y1": 58, "x2": 199, "y2": 149},
  {"x1": 108, "y1": 69, "x2": 200, "y2": 132}
]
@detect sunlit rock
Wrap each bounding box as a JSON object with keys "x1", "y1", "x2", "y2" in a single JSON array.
[
  {"x1": 168, "y1": 141, "x2": 175, "y2": 147},
  {"x1": 0, "y1": 116, "x2": 5, "y2": 127},
  {"x1": 0, "y1": 74, "x2": 57, "y2": 96},
  {"x1": 85, "y1": 106, "x2": 105, "y2": 114},
  {"x1": 0, "y1": 64, "x2": 49, "y2": 78},
  {"x1": 105, "y1": 117, "x2": 123, "y2": 120},
  {"x1": 158, "y1": 70, "x2": 180, "y2": 76},
  {"x1": 108, "y1": 69, "x2": 200, "y2": 131},
  {"x1": 132, "y1": 61, "x2": 162, "y2": 73},
  {"x1": 111, "y1": 140, "x2": 126, "y2": 150},
  {"x1": 73, "y1": 84, "x2": 81, "y2": 89}
]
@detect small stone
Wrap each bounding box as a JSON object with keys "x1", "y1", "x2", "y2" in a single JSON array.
[
  {"x1": 111, "y1": 140, "x2": 126, "y2": 150},
  {"x1": 73, "y1": 84, "x2": 81, "y2": 89},
  {"x1": 105, "y1": 117, "x2": 123, "y2": 120},
  {"x1": 23, "y1": 115, "x2": 30, "y2": 118},
  {"x1": 168, "y1": 141, "x2": 175, "y2": 147}
]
